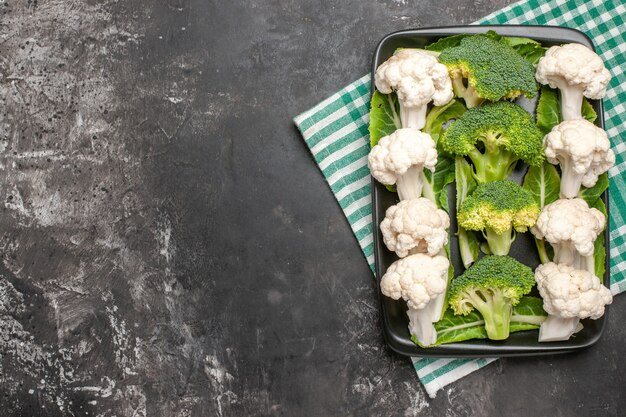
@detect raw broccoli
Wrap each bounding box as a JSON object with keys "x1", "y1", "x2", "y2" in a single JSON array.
[
  {"x1": 458, "y1": 180, "x2": 539, "y2": 256},
  {"x1": 440, "y1": 101, "x2": 544, "y2": 183},
  {"x1": 437, "y1": 34, "x2": 538, "y2": 107},
  {"x1": 448, "y1": 255, "x2": 535, "y2": 340}
]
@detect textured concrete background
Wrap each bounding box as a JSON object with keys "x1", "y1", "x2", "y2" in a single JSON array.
[{"x1": 0, "y1": 0, "x2": 624, "y2": 416}]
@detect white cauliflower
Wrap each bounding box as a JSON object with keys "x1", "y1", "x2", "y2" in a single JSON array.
[
  {"x1": 544, "y1": 119, "x2": 615, "y2": 198},
  {"x1": 535, "y1": 262, "x2": 612, "y2": 342},
  {"x1": 380, "y1": 198, "x2": 450, "y2": 258},
  {"x1": 536, "y1": 43, "x2": 611, "y2": 120},
  {"x1": 375, "y1": 49, "x2": 453, "y2": 129},
  {"x1": 532, "y1": 198, "x2": 605, "y2": 272},
  {"x1": 380, "y1": 253, "x2": 450, "y2": 346},
  {"x1": 368, "y1": 128, "x2": 437, "y2": 201}
]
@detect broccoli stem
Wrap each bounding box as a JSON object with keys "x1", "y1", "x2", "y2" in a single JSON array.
[
  {"x1": 558, "y1": 157, "x2": 585, "y2": 199},
  {"x1": 395, "y1": 165, "x2": 424, "y2": 200},
  {"x1": 480, "y1": 242, "x2": 492, "y2": 255},
  {"x1": 483, "y1": 227, "x2": 515, "y2": 256},
  {"x1": 399, "y1": 103, "x2": 428, "y2": 130},
  {"x1": 451, "y1": 77, "x2": 483, "y2": 108},
  {"x1": 465, "y1": 288, "x2": 512, "y2": 340},
  {"x1": 468, "y1": 146, "x2": 518, "y2": 183},
  {"x1": 559, "y1": 85, "x2": 585, "y2": 121},
  {"x1": 539, "y1": 315, "x2": 580, "y2": 342}
]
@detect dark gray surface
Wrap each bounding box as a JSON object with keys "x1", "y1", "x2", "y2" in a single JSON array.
[{"x1": 0, "y1": 0, "x2": 623, "y2": 416}]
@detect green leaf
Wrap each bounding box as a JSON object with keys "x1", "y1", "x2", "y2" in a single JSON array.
[
  {"x1": 369, "y1": 90, "x2": 401, "y2": 148},
  {"x1": 455, "y1": 158, "x2": 477, "y2": 209},
  {"x1": 413, "y1": 296, "x2": 546, "y2": 347},
  {"x1": 425, "y1": 31, "x2": 499, "y2": 53},
  {"x1": 423, "y1": 99, "x2": 467, "y2": 142},
  {"x1": 456, "y1": 157, "x2": 480, "y2": 267},
  {"x1": 424, "y1": 31, "x2": 519, "y2": 52},
  {"x1": 423, "y1": 153, "x2": 456, "y2": 212},
  {"x1": 509, "y1": 322, "x2": 540, "y2": 332},
  {"x1": 589, "y1": 198, "x2": 607, "y2": 279},
  {"x1": 536, "y1": 86, "x2": 561, "y2": 134},
  {"x1": 580, "y1": 172, "x2": 608, "y2": 206},
  {"x1": 511, "y1": 43, "x2": 547, "y2": 66},
  {"x1": 535, "y1": 238, "x2": 554, "y2": 265},
  {"x1": 499, "y1": 36, "x2": 547, "y2": 65},
  {"x1": 589, "y1": 192, "x2": 608, "y2": 218},
  {"x1": 580, "y1": 174, "x2": 608, "y2": 279},
  {"x1": 369, "y1": 91, "x2": 402, "y2": 148},
  {"x1": 536, "y1": 85, "x2": 597, "y2": 133},
  {"x1": 484, "y1": 30, "x2": 502, "y2": 41},
  {"x1": 522, "y1": 161, "x2": 561, "y2": 208},
  {"x1": 510, "y1": 296, "x2": 547, "y2": 328},
  {"x1": 419, "y1": 101, "x2": 465, "y2": 211},
  {"x1": 425, "y1": 34, "x2": 470, "y2": 51},
  {"x1": 594, "y1": 232, "x2": 606, "y2": 280},
  {"x1": 369, "y1": 91, "x2": 401, "y2": 192},
  {"x1": 436, "y1": 243, "x2": 456, "y2": 322},
  {"x1": 414, "y1": 309, "x2": 488, "y2": 347},
  {"x1": 582, "y1": 98, "x2": 598, "y2": 123},
  {"x1": 500, "y1": 36, "x2": 540, "y2": 47},
  {"x1": 426, "y1": 32, "x2": 545, "y2": 66},
  {"x1": 523, "y1": 161, "x2": 560, "y2": 263}
]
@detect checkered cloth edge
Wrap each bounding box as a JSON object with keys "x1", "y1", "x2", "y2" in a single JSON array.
[{"x1": 293, "y1": 0, "x2": 626, "y2": 399}]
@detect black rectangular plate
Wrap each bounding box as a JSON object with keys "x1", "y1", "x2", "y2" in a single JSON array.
[{"x1": 372, "y1": 25, "x2": 610, "y2": 357}]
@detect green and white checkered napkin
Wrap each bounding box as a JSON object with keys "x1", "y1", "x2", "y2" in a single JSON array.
[{"x1": 294, "y1": 0, "x2": 626, "y2": 398}]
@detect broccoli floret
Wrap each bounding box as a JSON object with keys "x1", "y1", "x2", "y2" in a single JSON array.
[
  {"x1": 438, "y1": 35, "x2": 538, "y2": 107},
  {"x1": 458, "y1": 180, "x2": 539, "y2": 256},
  {"x1": 448, "y1": 255, "x2": 535, "y2": 340},
  {"x1": 440, "y1": 101, "x2": 544, "y2": 183}
]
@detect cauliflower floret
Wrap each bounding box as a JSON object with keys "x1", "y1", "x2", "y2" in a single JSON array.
[
  {"x1": 375, "y1": 49, "x2": 453, "y2": 129},
  {"x1": 536, "y1": 263, "x2": 612, "y2": 319},
  {"x1": 380, "y1": 253, "x2": 449, "y2": 309},
  {"x1": 536, "y1": 43, "x2": 611, "y2": 120},
  {"x1": 368, "y1": 128, "x2": 437, "y2": 201},
  {"x1": 535, "y1": 262, "x2": 612, "y2": 342},
  {"x1": 380, "y1": 198, "x2": 450, "y2": 257},
  {"x1": 532, "y1": 198, "x2": 605, "y2": 271},
  {"x1": 544, "y1": 119, "x2": 615, "y2": 198},
  {"x1": 380, "y1": 253, "x2": 450, "y2": 346}
]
